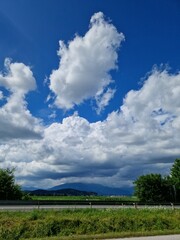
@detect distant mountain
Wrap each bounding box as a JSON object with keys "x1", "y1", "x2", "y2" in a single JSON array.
[
  {"x1": 22, "y1": 186, "x2": 38, "y2": 191},
  {"x1": 49, "y1": 183, "x2": 133, "y2": 196},
  {"x1": 28, "y1": 188, "x2": 97, "y2": 196}
]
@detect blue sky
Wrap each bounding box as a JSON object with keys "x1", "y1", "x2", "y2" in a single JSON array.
[{"x1": 0, "y1": 0, "x2": 180, "y2": 189}]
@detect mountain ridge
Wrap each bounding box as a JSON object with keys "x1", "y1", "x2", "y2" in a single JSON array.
[{"x1": 48, "y1": 182, "x2": 133, "y2": 196}]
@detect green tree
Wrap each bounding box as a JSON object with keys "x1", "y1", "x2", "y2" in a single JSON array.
[
  {"x1": 170, "y1": 159, "x2": 180, "y2": 202},
  {"x1": 0, "y1": 168, "x2": 23, "y2": 200},
  {"x1": 134, "y1": 173, "x2": 171, "y2": 202}
]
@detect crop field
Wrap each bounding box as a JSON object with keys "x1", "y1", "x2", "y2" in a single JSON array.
[{"x1": 0, "y1": 208, "x2": 180, "y2": 240}]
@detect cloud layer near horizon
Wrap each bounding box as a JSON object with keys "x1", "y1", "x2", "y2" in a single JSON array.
[{"x1": 0, "y1": 12, "x2": 180, "y2": 189}]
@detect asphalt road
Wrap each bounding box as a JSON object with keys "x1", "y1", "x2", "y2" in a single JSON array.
[
  {"x1": 105, "y1": 235, "x2": 180, "y2": 240},
  {"x1": 0, "y1": 204, "x2": 179, "y2": 211}
]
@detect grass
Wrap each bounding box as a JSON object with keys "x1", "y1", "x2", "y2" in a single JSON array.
[
  {"x1": 0, "y1": 208, "x2": 179, "y2": 240},
  {"x1": 25, "y1": 230, "x2": 180, "y2": 240},
  {"x1": 1, "y1": 195, "x2": 177, "y2": 239},
  {"x1": 31, "y1": 195, "x2": 137, "y2": 201}
]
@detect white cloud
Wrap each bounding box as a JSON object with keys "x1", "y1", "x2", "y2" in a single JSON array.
[
  {"x1": 121, "y1": 68, "x2": 180, "y2": 129},
  {"x1": 1, "y1": 68, "x2": 180, "y2": 189},
  {"x1": 0, "y1": 59, "x2": 42, "y2": 140},
  {"x1": 49, "y1": 12, "x2": 124, "y2": 112},
  {"x1": 48, "y1": 110, "x2": 57, "y2": 119},
  {"x1": 0, "y1": 58, "x2": 36, "y2": 94},
  {"x1": 0, "y1": 91, "x2": 3, "y2": 100},
  {"x1": 95, "y1": 87, "x2": 116, "y2": 114}
]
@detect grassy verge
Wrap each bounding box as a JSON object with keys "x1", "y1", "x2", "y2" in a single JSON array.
[
  {"x1": 0, "y1": 208, "x2": 179, "y2": 240},
  {"x1": 25, "y1": 230, "x2": 180, "y2": 240}
]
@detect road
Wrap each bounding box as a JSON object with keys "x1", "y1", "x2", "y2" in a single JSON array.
[
  {"x1": 0, "y1": 204, "x2": 179, "y2": 211},
  {"x1": 105, "y1": 235, "x2": 180, "y2": 240},
  {"x1": 0, "y1": 205, "x2": 92, "y2": 211}
]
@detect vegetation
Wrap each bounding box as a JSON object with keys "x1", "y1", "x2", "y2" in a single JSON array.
[
  {"x1": 170, "y1": 159, "x2": 180, "y2": 201},
  {"x1": 0, "y1": 168, "x2": 23, "y2": 200},
  {"x1": 0, "y1": 208, "x2": 179, "y2": 240},
  {"x1": 31, "y1": 195, "x2": 137, "y2": 201},
  {"x1": 29, "y1": 188, "x2": 97, "y2": 197},
  {"x1": 134, "y1": 174, "x2": 171, "y2": 202},
  {"x1": 134, "y1": 159, "x2": 180, "y2": 202}
]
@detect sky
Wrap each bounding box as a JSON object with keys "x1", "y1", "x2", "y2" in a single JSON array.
[{"x1": 0, "y1": 0, "x2": 180, "y2": 190}]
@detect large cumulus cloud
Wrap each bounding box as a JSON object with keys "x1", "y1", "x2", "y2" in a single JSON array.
[
  {"x1": 49, "y1": 12, "x2": 124, "y2": 113},
  {"x1": 1, "y1": 68, "x2": 180, "y2": 189},
  {"x1": 0, "y1": 58, "x2": 42, "y2": 140}
]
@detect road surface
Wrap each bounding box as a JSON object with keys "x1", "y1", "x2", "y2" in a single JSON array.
[
  {"x1": 0, "y1": 204, "x2": 179, "y2": 211},
  {"x1": 105, "y1": 235, "x2": 180, "y2": 240}
]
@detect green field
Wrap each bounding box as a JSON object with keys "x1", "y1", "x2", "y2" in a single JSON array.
[
  {"x1": 31, "y1": 195, "x2": 137, "y2": 201},
  {"x1": 0, "y1": 208, "x2": 180, "y2": 240}
]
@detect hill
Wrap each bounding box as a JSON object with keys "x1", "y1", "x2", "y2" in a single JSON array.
[{"x1": 49, "y1": 183, "x2": 133, "y2": 196}]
